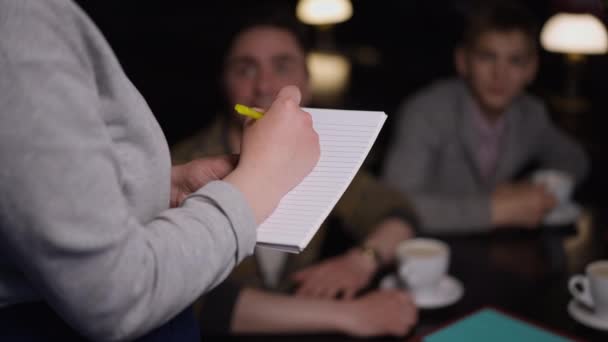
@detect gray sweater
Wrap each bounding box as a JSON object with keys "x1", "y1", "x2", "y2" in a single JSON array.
[{"x1": 0, "y1": 0, "x2": 256, "y2": 340}]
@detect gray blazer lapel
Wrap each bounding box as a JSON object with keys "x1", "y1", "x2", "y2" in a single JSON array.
[
  {"x1": 493, "y1": 104, "x2": 523, "y2": 183},
  {"x1": 457, "y1": 87, "x2": 484, "y2": 186}
]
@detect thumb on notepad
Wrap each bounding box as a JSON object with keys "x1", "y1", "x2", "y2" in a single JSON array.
[
  {"x1": 274, "y1": 85, "x2": 301, "y2": 105},
  {"x1": 226, "y1": 85, "x2": 320, "y2": 224}
]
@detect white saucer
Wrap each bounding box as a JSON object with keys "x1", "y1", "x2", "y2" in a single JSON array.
[
  {"x1": 379, "y1": 274, "x2": 464, "y2": 309},
  {"x1": 568, "y1": 299, "x2": 608, "y2": 331},
  {"x1": 544, "y1": 202, "x2": 581, "y2": 226}
]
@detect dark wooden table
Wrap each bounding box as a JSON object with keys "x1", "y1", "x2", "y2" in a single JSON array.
[{"x1": 231, "y1": 215, "x2": 608, "y2": 341}]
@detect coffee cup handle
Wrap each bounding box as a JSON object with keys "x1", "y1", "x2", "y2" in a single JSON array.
[{"x1": 569, "y1": 275, "x2": 594, "y2": 308}]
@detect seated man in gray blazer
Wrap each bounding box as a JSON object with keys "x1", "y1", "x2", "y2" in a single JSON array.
[{"x1": 383, "y1": 1, "x2": 588, "y2": 233}]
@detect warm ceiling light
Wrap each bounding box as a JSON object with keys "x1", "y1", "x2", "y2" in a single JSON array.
[
  {"x1": 296, "y1": 0, "x2": 353, "y2": 25},
  {"x1": 307, "y1": 51, "x2": 350, "y2": 97},
  {"x1": 541, "y1": 13, "x2": 608, "y2": 55}
]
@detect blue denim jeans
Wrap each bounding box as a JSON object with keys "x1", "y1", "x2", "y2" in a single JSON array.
[{"x1": 0, "y1": 301, "x2": 200, "y2": 341}]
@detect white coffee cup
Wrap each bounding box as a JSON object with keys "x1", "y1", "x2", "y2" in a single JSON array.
[
  {"x1": 396, "y1": 238, "x2": 449, "y2": 294},
  {"x1": 569, "y1": 260, "x2": 608, "y2": 317},
  {"x1": 532, "y1": 169, "x2": 574, "y2": 204}
]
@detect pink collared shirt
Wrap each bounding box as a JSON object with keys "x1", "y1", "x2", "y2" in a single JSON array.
[{"x1": 470, "y1": 100, "x2": 507, "y2": 181}]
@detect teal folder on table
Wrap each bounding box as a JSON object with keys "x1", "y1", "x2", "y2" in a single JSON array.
[{"x1": 424, "y1": 308, "x2": 573, "y2": 342}]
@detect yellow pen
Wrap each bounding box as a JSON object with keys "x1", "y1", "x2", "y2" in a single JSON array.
[{"x1": 234, "y1": 104, "x2": 264, "y2": 120}]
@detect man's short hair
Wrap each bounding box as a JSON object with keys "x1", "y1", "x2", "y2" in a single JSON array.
[
  {"x1": 221, "y1": 1, "x2": 312, "y2": 61},
  {"x1": 212, "y1": 1, "x2": 312, "y2": 112},
  {"x1": 461, "y1": 0, "x2": 539, "y2": 50}
]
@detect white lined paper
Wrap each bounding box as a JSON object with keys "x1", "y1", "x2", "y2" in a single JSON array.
[{"x1": 256, "y1": 108, "x2": 387, "y2": 253}]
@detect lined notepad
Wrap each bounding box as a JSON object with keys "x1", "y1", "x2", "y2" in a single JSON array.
[{"x1": 256, "y1": 108, "x2": 387, "y2": 253}]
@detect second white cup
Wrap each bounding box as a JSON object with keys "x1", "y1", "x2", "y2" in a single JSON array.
[{"x1": 569, "y1": 260, "x2": 608, "y2": 318}]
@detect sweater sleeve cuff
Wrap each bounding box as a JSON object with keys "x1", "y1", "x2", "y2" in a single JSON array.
[{"x1": 195, "y1": 181, "x2": 257, "y2": 264}]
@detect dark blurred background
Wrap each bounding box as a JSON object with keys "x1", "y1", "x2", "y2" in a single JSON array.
[{"x1": 76, "y1": 0, "x2": 607, "y2": 212}]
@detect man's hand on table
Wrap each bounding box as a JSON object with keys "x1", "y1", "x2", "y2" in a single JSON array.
[
  {"x1": 292, "y1": 248, "x2": 378, "y2": 299},
  {"x1": 337, "y1": 289, "x2": 418, "y2": 337},
  {"x1": 491, "y1": 182, "x2": 557, "y2": 228}
]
